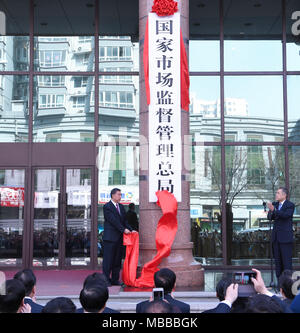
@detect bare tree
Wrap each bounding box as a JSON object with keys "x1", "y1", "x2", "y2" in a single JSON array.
[{"x1": 207, "y1": 146, "x2": 251, "y2": 208}]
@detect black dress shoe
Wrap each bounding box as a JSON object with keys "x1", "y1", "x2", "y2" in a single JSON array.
[{"x1": 111, "y1": 281, "x2": 122, "y2": 286}]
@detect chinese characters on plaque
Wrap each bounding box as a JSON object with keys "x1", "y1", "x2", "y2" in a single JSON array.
[{"x1": 148, "y1": 12, "x2": 182, "y2": 202}]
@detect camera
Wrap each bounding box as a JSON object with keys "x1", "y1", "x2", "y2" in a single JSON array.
[{"x1": 233, "y1": 271, "x2": 257, "y2": 297}]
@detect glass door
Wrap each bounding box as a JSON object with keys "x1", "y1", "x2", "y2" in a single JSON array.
[
  {"x1": 0, "y1": 169, "x2": 25, "y2": 267},
  {"x1": 65, "y1": 168, "x2": 91, "y2": 267},
  {"x1": 32, "y1": 167, "x2": 92, "y2": 268},
  {"x1": 33, "y1": 168, "x2": 61, "y2": 268}
]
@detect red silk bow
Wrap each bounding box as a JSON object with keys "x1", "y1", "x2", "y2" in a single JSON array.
[{"x1": 122, "y1": 190, "x2": 178, "y2": 288}]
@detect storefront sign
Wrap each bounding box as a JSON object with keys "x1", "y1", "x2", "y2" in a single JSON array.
[{"x1": 0, "y1": 187, "x2": 24, "y2": 207}]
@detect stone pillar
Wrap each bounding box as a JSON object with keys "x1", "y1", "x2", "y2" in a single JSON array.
[{"x1": 138, "y1": 0, "x2": 204, "y2": 287}]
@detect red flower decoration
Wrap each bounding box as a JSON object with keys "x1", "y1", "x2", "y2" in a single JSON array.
[{"x1": 151, "y1": 0, "x2": 178, "y2": 16}]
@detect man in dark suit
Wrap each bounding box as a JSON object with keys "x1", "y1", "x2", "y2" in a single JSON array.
[
  {"x1": 202, "y1": 278, "x2": 238, "y2": 313},
  {"x1": 102, "y1": 188, "x2": 134, "y2": 286},
  {"x1": 267, "y1": 187, "x2": 295, "y2": 280},
  {"x1": 76, "y1": 272, "x2": 119, "y2": 313},
  {"x1": 13, "y1": 269, "x2": 44, "y2": 313},
  {"x1": 126, "y1": 203, "x2": 139, "y2": 231},
  {"x1": 78, "y1": 281, "x2": 120, "y2": 313},
  {"x1": 136, "y1": 268, "x2": 190, "y2": 313},
  {"x1": 278, "y1": 269, "x2": 296, "y2": 308}
]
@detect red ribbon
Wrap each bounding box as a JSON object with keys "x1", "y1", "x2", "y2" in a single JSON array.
[
  {"x1": 143, "y1": 17, "x2": 190, "y2": 112},
  {"x1": 122, "y1": 190, "x2": 178, "y2": 288}
]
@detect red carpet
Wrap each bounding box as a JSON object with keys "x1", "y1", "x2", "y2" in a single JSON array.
[{"x1": 2, "y1": 270, "x2": 121, "y2": 296}]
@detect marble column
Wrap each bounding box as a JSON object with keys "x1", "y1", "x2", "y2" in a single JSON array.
[{"x1": 138, "y1": 0, "x2": 204, "y2": 287}]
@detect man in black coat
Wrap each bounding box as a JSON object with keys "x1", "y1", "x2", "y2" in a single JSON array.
[
  {"x1": 202, "y1": 278, "x2": 238, "y2": 313},
  {"x1": 13, "y1": 269, "x2": 44, "y2": 313},
  {"x1": 136, "y1": 268, "x2": 190, "y2": 313},
  {"x1": 102, "y1": 188, "x2": 134, "y2": 286},
  {"x1": 267, "y1": 187, "x2": 295, "y2": 280},
  {"x1": 76, "y1": 272, "x2": 119, "y2": 313},
  {"x1": 126, "y1": 203, "x2": 139, "y2": 231}
]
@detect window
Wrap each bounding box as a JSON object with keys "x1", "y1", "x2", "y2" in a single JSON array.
[
  {"x1": 78, "y1": 36, "x2": 92, "y2": 43},
  {"x1": 39, "y1": 50, "x2": 66, "y2": 67},
  {"x1": 72, "y1": 96, "x2": 86, "y2": 108},
  {"x1": 100, "y1": 91, "x2": 134, "y2": 109},
  {"x1": 100, "y1": 47, "x2": 105, "y2": 58},
  {"x1": 38, "y1": 76, "x2": 65, "y2": 87},
  {"x1": 105, "y1": 91, "x2": 118, "y2": 107},
  {"x1": 39, "y1": 94, "x2": 65, "y2": 108},
  {"x1": 99, "y1": 91, "x2": 104, "y2": 106},
  {"x1": 100, "y1": 46, "x2": 133, "y2": 61},
  {"x1": 119, "y1": 92, "x2": 133, "y2": 108},
  {"x1": 74, "y1": 76, "x2": 88, "y2": 88}
]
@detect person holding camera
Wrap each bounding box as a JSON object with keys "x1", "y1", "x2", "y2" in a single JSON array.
[
  {"x1": 202, "y1": 280, "x2": 239, "y2": 313},
  {"x1": 136, "y1": 268, "x2": 190, "y2": 313}
]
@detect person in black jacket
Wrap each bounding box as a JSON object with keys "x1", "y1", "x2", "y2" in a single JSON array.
[
  {"x1": 202, "y1": 278, "x2": 238, "y2": 313},
  {"x1": 0, "y1": 279, "x2": 31, "y2": 313},
  {"x1": 13, "y1": 269, "x2": 44, "y2": 313},
  {"x1": 143, "y1": 300, "x2": 178, "y2": 313},
  {"x1": 76, "y1": 272, "x2": 119, "y2": 313},
  {"x1": 42, "y1": 297, "x2": 76, "y2": 313},
  {"x1": 126, "y1": 203, "x2": 139, "y2": 231},
  {"x1": 250, "y1": 268, "x2": 293, "y2": 313},
  {"x1": 79, "y1": 282, "x2": 119, "y2": 313},
  {"x1": 278, "y1": 269, "x2": 296, "y2": 307},
  {"x1": 136, "y1": 268, "x2": 190, "y2": 313},
  {"x1": 102, "y1": 188, "x2": 134, "y2": 286},
  {"x1": 267, "y1": 187, "x2": 295, "y2": 280}
]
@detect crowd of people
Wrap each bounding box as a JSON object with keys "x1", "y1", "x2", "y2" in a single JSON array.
[
  {"x1": 1, "y1": 267, "x2": 300, "y2": 313},
  {"x1": 192, "y1": 226, "x2": 300, "y2": 260},
  {"x1": 203, "y1": 268, "x2": 300, "y2": 313}
]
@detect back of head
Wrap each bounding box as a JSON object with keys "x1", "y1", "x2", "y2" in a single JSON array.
[
  {"x1": 83, "y1": 272, "x2": 109, "y2": 288},
  {"x1": 245, "y1": 294, "x2": 284, "y2": 313},
  {"x1": 42, "y1": 297, "x2": 76, "y2": 313},
  {"x1": 14, "y1": 269, "x2": 36, "y2": 296},
  {"x1": 279, "y1": 269, "x2": 295, "y2": 300},
  {"x1": 216, "y1": 277, "x2": 232, "y2": 301},
  {"x1": 154, "y1": 268, "x2": 176, "y2": 294},
  {"x1": 230, "y1": 297, "x2": 248, "y2": 313},
  {"x1": 129, "y1": 203, "x2": 135, "y2": 210},
  {"x1": 0, "y1": 279, "x2": 25, "y2": 313},
  {"x1": 79, "y1": 283, "x2": 108, "y2": 313},
  {"x1": 144, "y1": 300, "x2": 174, "y2": 313}
]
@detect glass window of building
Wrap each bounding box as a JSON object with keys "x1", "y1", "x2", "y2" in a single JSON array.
[
  {"x1": 287, "y1": 75, "x2": 300, "y2": 141},
  {"x1": 97, "y1": 145, "x2": 139, "y2": 264},
  {"x1": 191, "y1": 146, "x2": 223, "y2": 265},
  {"x1": 33, "y1": 75, "x2": 95, "y2": 142},
  {"x1": 286, "y1": 1, "x2": 300, "y2": 71},
  {"x1": 0, "y1": 75, "x2": 29, "y2": 142},
  {"x1": 0, "y1": 169, "x2": 25, "y2": 266},
  {"x1": 225, "y1": 146, "x2": 286, "y2": 265},
  {"x1": 190, "y1": 76, "x2": 221, "y2": 142},
  {"x1": 224, "y1": 76, "x2": 284, "y2": 142},
  {"x1": 224, "y1": 0, "x2": 283, "y2": 71},
  {"x1": 189, "y1": 0, "x2": 220, "y2": 71}
]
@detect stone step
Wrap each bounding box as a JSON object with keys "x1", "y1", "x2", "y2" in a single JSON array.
[{"x1": 35, "y1": 291, "x2": 219, "y2": 313}]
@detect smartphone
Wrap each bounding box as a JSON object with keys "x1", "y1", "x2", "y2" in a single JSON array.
[
  {"x1": 233, "y1": 271, "x2": 257, "y2": 297},
  {"x1": 152, "y1": 287, "x2": 164, "y2": 301},
  {"x1": 234, "y1": 271, "x2": 256, "y2": 285}
]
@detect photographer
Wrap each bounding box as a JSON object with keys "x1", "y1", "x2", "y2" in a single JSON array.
[
  {"x1": 136, "y1": 268, "x2": 190, "y2": 313},
  {"x1": 250, "y1": 268, "x2": 293, "y2": 313},
  {"x1": 202, "y1": 279, "x2": 238, "y2": 313}
]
